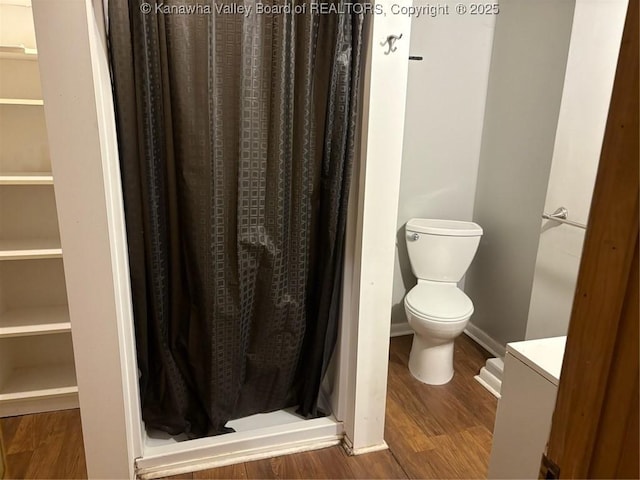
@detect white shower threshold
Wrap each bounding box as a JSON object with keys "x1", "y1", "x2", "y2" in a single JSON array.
[{"x1": 136, "y1": 408, "x2": 344, "y2": 479}]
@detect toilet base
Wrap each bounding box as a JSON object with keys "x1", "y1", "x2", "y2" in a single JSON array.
[{"x1": 408, "y1": 334, "x2": 455, "y2": 385}]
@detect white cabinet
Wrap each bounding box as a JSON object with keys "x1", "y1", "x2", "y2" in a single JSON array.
[
  {"x1": 488, "y1": 336, "x2": 566, "y2": 479},
  {"x1": 0, "y1": 2, "x2": 78, "y2": 417}
]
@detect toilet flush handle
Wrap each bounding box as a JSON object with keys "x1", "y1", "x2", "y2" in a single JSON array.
[{"x1": 409, "y1": 232, "x2": 420, "y2": 241}]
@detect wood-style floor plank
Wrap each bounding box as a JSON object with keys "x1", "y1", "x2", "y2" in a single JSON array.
[
  {"x1": 46, "y1": 413, "x2": 87, "y2": 480},
  {"x1": 245, "y1": 445, "x2": 357, "y2": 479},
  {"x1": 192, "y1": 462, "x2": 248, "y2": 479},
  {"x1": 2, "y1": 451, "x2": 33, "y2": 480},
  {"x1": 3, "y1": 415, "x2": 38, "y2": 455},
  {"x1": 1, "y1": 334, "x2": 497, "y2": 479},
  {"x1": 0, "y1": 409, "x2": 88, "y2": 479},
  {"x1": 338, "y1": 447, "x2": 408, "y2": 479},
  {"x1": 163, "y1": 473, "x2": 194, "y2": 480}
]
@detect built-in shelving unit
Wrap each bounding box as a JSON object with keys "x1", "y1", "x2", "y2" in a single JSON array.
[{"x1": 0, "y1": 1, "x2": 78, "y2": 417}]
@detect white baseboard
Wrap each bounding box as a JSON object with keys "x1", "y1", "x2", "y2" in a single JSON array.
[
  {"x1": 474, "y1": 357, "x2": 505, "y2": 398},
  {"x1": 390, "y1": 321, "x2": 413, "y2": 337},
  {"x1": 464, "y1": 323, "x2": 506, "y2": 357},
  {"x1": 475, "y1": 373, "x2": 501, "y2": 398},
  {"x1": 341, "y1": 435, "x2": 389, "y2": 456}
]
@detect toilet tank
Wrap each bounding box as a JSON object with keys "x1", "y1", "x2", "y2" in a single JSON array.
[{"x1": 405, "y1": 218, "x2": 483, "y2": 283}]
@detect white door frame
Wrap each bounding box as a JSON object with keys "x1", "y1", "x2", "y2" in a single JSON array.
[
  {"x1": 32, "y1": 0, "x2": 411, "y2": 477},
  {"x1": 32, "y1": 1, "x2": 144, "y2": 478},
  {"x1": 333, "y1": 1, "x2": 412, "y2": 454}
]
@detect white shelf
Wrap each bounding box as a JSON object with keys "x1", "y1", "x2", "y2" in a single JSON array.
[
  {"x1": 0, "y1": 5, "x2": 78, "y2": 419},
  {"x1": 0, "y1": 238, "x2": 62, "y2": 260},
  {"x1": 0, "y1": 305, "x2": 70, "y2": 338},
  {"x1": 0, "y1": 362, "x2": 77, "y2": 402},
  {"x1": 0, "y1": 45, "x2": 38, "y2": 61},
  {"x1": 0, "y1": 97, "x2": 43, "y2": 105},
  {"x1": 0, "y1": 51, "x2": 38, "y2": 61},
  {"x1": 0, "y1": 172, "x2": 53, "y2": 185}
]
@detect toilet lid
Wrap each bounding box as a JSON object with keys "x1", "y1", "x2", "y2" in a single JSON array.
[{"x1": 405, "y1": 283, "x2": 473, "y2": 321}]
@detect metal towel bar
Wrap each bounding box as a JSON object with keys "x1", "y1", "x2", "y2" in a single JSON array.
[{"x1": 542, "y1": 207, "x2": 587, "y2": 230}]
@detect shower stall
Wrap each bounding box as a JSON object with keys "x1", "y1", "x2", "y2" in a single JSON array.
[{"x1": 31, "y1": 0, "x2": 413, "y2": 477}]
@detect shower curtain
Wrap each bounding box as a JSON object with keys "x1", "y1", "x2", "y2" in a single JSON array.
[{"x1": 108, "y1": 0, "x2": 364, "y2": 437}]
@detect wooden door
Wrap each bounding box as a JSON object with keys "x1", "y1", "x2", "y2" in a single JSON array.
[{"x1": 541, "y1": 1, "x2": 639, "y2": 478}]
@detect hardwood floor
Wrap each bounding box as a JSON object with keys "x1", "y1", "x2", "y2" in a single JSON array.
[
  {"x1": 0, "y1": 334, "x2": 497, "y2": 479},
  {"x1": 383, "y1": 335, "x2": 497, "y2": 479},
  {"x1": 0, "y1": 409, "x2": 87, "y2": 479}
]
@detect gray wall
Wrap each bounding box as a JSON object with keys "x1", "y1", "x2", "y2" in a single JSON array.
[
  {"x1": 464, "y1": 0, "x2": 576, "y2": 346},
  {"x1": 391, "y1": 7, "x2": 496, "y2": 325}
]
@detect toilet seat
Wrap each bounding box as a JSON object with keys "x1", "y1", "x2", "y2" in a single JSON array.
[{"x1": 405, "y1": 282, "x2": 473, "y2": 322}]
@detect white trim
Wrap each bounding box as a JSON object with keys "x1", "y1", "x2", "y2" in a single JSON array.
[
  {"x1": 464, "y1": 323, "x2": 506, "y2": 357},
  {"x1": 0, "y1": 392, "x2": 78, "y2": 417},
  {"x1": 463, "y1": 325, "x2": 505, "y2": 398},
  {"x1": 32, "y1": 1, "x2": 142, "y2": 477},
  {"x1": 390, "y1": 321, "x2": 413, "y2": 338},
  {"x1": 0, "y1": 48, "x2": 38, "y2": 60},
  {"x1": 475, "y1": 373, "x2": 500, "y2": 398},
  {"x1": 83, "y1": 0, "x2": 145, "y2": 464},
  {"x1": 339, "y1": 0, "x2": 413, "y2": 453},
  {"x1": 475, "y1": 358, "x2": 504, "y2": 399},
  {"x1": 341, "y1": 435, "x2": 389, "y2": 456},
  {"x1": 139, "y1": 440, "x2": 340, "y2": 480},
  {"x1": 136, "y1": 417, "x2": 343, "y2": 479},
  {"x1": 332, "y1": 6, "x2": 374, "y2": 430}
]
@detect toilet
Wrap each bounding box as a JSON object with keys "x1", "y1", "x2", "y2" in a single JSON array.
[{"x1": 404, "y1": 218, "x2": 483, "y2": 385}]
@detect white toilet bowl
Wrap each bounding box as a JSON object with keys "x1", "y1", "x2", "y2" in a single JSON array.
[
  {"x1": 404, "y1": 281, "x2": 473, "y2": 384},
  {"x1": 404, "y1": 218, "x2": 482, "y2": 385}
]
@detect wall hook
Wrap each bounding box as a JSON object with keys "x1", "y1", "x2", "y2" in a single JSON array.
[{"x1": 381, "y1": 33, "x2": 403, "y2": 55}]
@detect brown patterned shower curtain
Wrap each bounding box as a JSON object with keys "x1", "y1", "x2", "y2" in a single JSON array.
[{"x1": 108, "y1": 0, "x2": 365, "y2": 438}]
